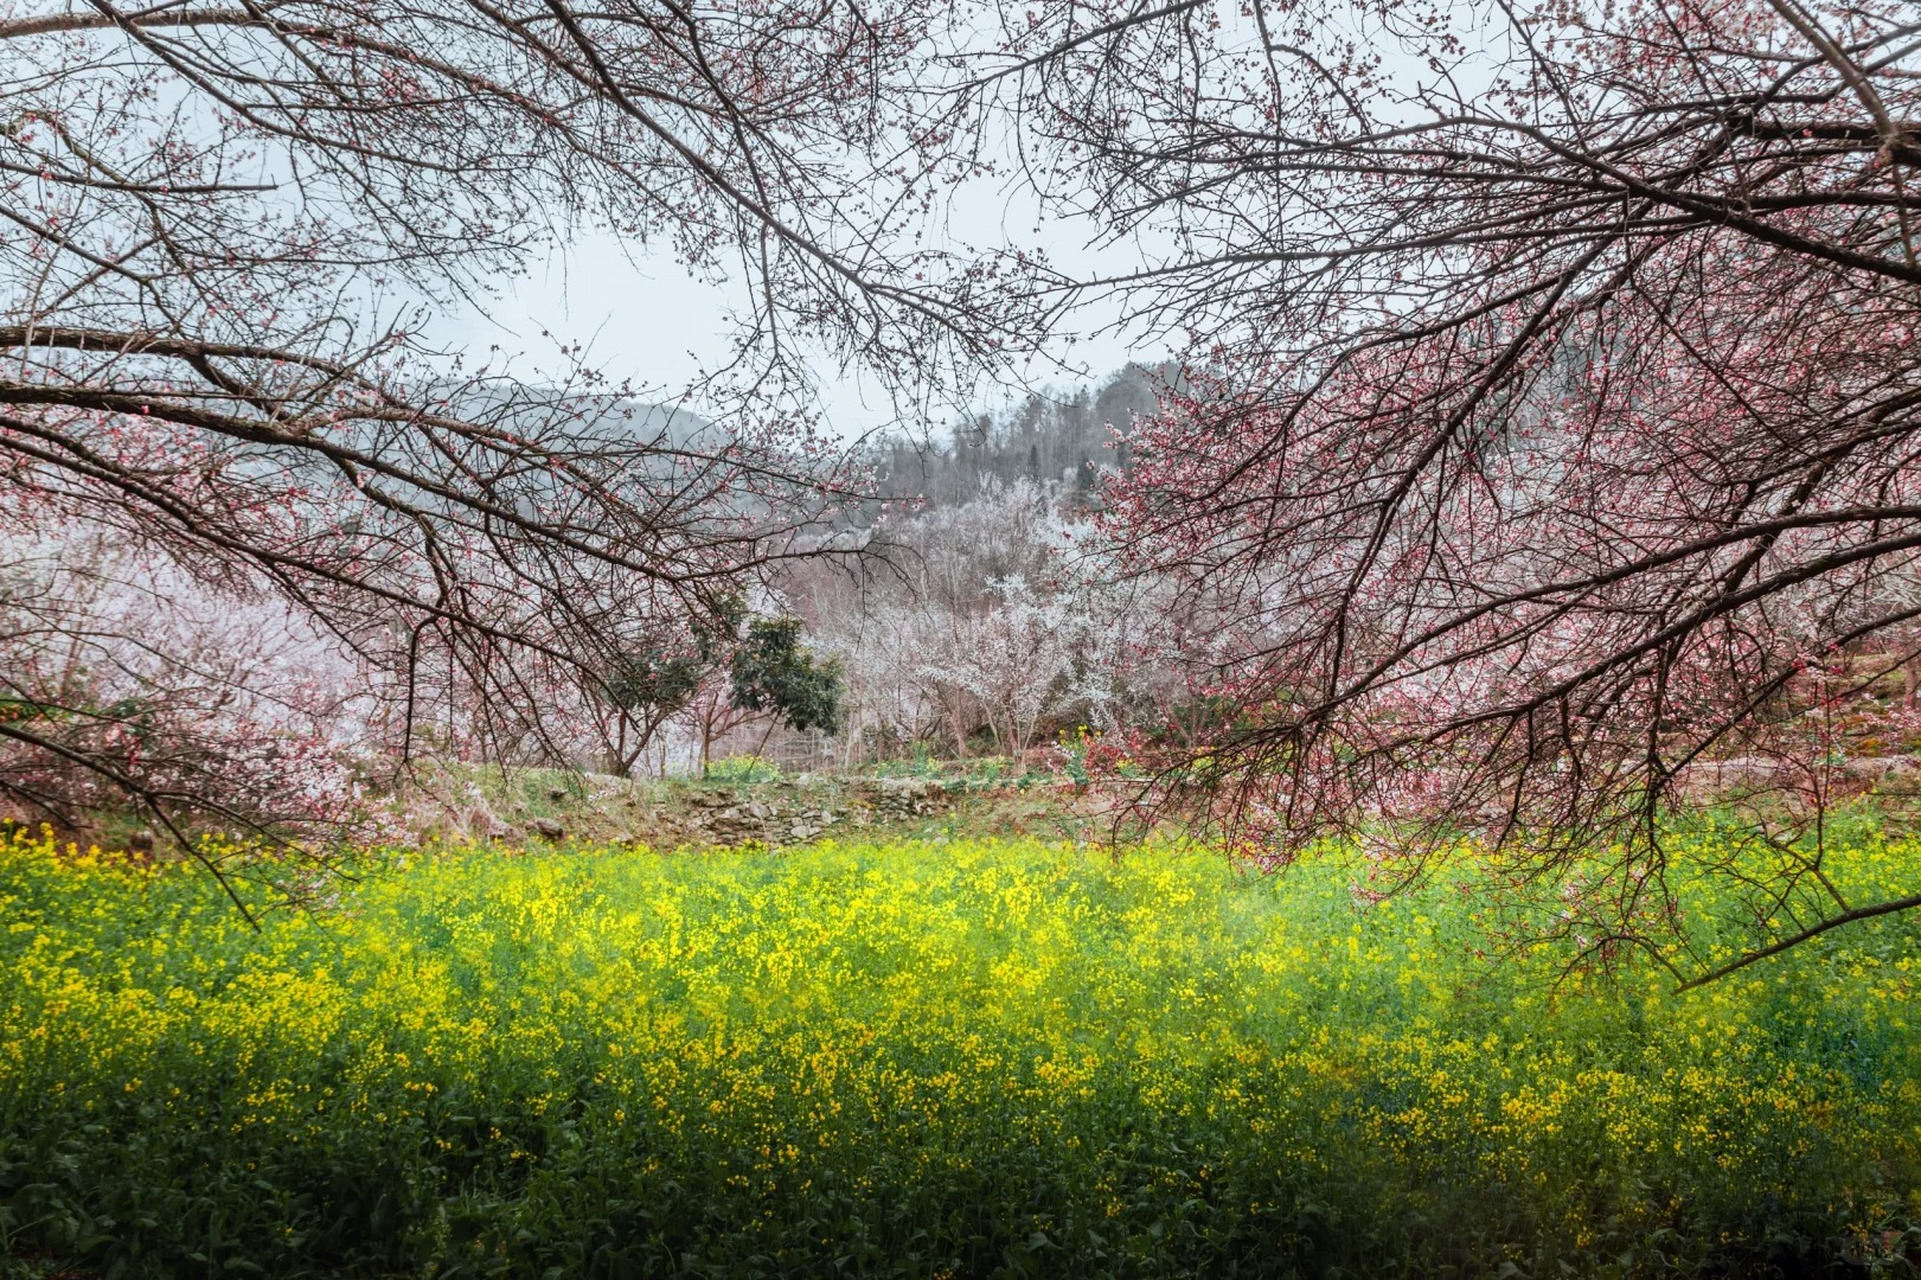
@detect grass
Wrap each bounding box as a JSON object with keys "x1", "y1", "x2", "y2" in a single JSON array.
[{"x1": 2, "y1": 825, "x2": 1919, "y2": 1277}]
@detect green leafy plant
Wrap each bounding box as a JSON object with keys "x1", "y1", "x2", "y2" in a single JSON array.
[
  {"x1": 726, "y1": 616, "x2": 843, "y2": 735},
  {"x1": 704, "y1": 754, "x2": 780, "y2": 784}
]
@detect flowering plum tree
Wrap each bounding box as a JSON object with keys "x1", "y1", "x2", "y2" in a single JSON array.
[
  {"x1": 985, "y1": 0, "x2": 1921, "y2": 978},
  {"x1": 0, "y1": 530, "x2": 377, "y2": 908}
]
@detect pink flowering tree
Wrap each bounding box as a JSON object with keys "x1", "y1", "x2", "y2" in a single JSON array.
[{"x1": 985, "y1": 0, "x2": 1921, "y2": 978}]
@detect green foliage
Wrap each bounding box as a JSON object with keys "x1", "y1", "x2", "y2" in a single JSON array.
[
  {"x1": 704, "y1": 754, "x2": 780, "y2": 784},
  {"x1": 605, "y1": 610, "x2": 840, "y2": 738},
  {"x1": 726, "y1": 616, "x2": 842, "y2": 734},
  {"x1": 603, "y1": 595, "x2": 746, "y2": 716},
  {"x1": 3, "y1": 829, "x2": 1920, "y2": 1277},
  {"x1": 0, "y1": 692, "x2": 158, "y2": 735},
  {"x1": 603, "y1": 646, "x2": 704, "y2": 716},
  {"x1": 0, "y1": 696, "x2": 61, "y2": 725},
  {"x1": 869, "y1": 740, "x2": 946, "y2": 779}
]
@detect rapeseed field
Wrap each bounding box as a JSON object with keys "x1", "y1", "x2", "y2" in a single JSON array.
[{"x1": 2, "y1": 826, "x2": 1919, "y2": 1277}]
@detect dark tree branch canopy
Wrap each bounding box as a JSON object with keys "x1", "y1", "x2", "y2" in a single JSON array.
[
  {"x1": 977, "y1": 0, "x2": 1921, "y2": 980},
  {"x1": 0, "y1": 0, "x2": 1032, "y2": 849}
]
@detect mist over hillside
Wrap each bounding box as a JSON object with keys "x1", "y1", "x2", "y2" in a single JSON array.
[
  {"x1": 870, "y1": 363, "x2": 1168, "y2": 509},
  {"x1": 416, "y1": 362, "x2": 1166, "y2": 520},
  {"x1": 412, "y1": 380, "x2": 719, "y2": 446}
]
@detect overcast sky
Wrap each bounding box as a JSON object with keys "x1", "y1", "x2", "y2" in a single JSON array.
[
  {"x1": 422, "y1": 204, "x2": 1156, "y2": 442},
  {"x1": 409, "y1": 2, "x2": 1493, "y2": 442}
]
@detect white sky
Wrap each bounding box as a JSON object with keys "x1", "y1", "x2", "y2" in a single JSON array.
[
  {"x1": 422, "y1": 211, "x2": 1158, "y2": 442},
  {"x1": 416, "y1": 3, "x2": 1485, "y2": 439}
]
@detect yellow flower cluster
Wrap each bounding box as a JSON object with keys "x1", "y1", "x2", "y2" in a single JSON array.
[{"x1": 2, "y1": 824, "x2": 1918, "y2": 1271}]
